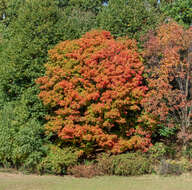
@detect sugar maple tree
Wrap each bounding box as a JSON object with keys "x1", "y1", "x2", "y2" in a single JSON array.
[
  {"x1": 143, "y1": 22, "x2": 192, "y2": 148},
  {"x1": 37, "y1": 30, "x2": 152, "y2": 154}
]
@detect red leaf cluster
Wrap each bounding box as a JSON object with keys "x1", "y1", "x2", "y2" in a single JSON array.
[{"x1": 37, "y1": 30, "x2": 151, "y2": 154}]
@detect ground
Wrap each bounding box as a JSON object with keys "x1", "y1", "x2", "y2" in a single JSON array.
[{"x1": 1, "y1": 171, "x2": 192, "y2": 190}]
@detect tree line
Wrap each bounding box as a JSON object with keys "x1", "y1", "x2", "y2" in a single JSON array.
[{"x1": 0, "y1": 0, "x2": 191, "y2": 175}]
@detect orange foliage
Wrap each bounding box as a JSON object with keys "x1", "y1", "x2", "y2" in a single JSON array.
[
  {"x1": 37, "y1": 30, "x2": 152, "y2": 154},
  {"x1": 143, "y1": 22, "x2": 192, "y2": 145}
]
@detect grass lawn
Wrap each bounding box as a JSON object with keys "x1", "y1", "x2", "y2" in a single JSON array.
[{"x1": 0, "y1": 171, "x2": 192, "y2": 190}]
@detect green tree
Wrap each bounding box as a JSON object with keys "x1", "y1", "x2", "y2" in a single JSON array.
[
  {"x1": 56, "y1": 0, "x2": 106, "y2": 14},
  {"x1": 0, "y1": 0, "x2": 98, "y2": 168},
  {"x1": 61, "y1": 7, "x2": 96, "y2": 41},
  {"x1": 0, "y1": 0, "x2": 62, "y2": 170},
  {"x1": 0, "y1": 0, "x2": 64, "y2": 119},
  {"x1": 97, "y1": 0, "x2": 162, "y2": 40},
  {"x1": 160, "y1": 0, "x2": 192, "y2": 27},
  {"x1": 0, "y1": 0, "x2": 96, "y2": 117},
  {"x1": 0, "y1": 0, "x2": 25, "y2": 25}
]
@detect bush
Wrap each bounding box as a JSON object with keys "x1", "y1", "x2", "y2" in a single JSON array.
[
  {"x1": 67, "y1": 164, "x2": 101, "y2": 178},
  {"x1": 97, "y1": 153, "x2": 152, "y2": 176},
  {"x1": 96, "y1": 153, "x2": 114, "y2": 175},
  {"x1": 0, "y1": 104, "x2": 15, "y2": 168},
  {"x1": 179, "y1": 158, "x2": 192, "y2": 172},
  {"x1": 0, "y1": 102, "x2": 47, "y2": 171},
  {"x1": 37, "y1": 145, "x2": 79, "y2": 175},
  {"x1": 158, "y1": 160, "x2": 183, "y2": 176},
  {"x1": 181, "y1": 142, "x2": 192, "y2": 159},
  {"x1": 12, "y1": 120, "x2": 47, "y2": 172},
  {"x1": 148, "y1": 143, "x2": 167, "y2": 161},
  {"x1": 157, "y1": 158, "x2": 192, "y2": 176}
]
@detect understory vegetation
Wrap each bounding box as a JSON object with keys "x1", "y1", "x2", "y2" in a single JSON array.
[{"x1": 0, "y1": 0, "x2": 192, "y2": 178}]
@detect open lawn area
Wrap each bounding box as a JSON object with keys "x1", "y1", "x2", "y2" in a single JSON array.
[{"x1": 1, "y1": 172, "x2": 192, "y2": 190}]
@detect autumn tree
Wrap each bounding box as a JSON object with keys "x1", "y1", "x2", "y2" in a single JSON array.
[
  {"x1": 143, "y1": 21, "x2": 192, "y2": 149},
  {"x1": 37, "y1": 30, "x2": 152, "y2": 154}
]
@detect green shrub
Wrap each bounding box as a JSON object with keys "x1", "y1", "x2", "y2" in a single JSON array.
[
  {"x1": 0, "y1": 102, "x2": 47, "y2": 171},
  {"x1": 12, "y1": 120, "x2": 47, "y2": 172},
  {"x1": 178, "y1": 158, "x2": 192, "y2": 172},
  {"x1": 97, "y1": 153, "x2": 113, "y2": 175},
  {"x1": 158, "y1": 160, "x2": 185, "y2": 176},
  {"x1": 148, "y1": 143, "x2": 167, "y2": 161},
  {"x1": 97, "y1": 153, "x2": 152, "y2": 176},
  {"x1": 181, "y1": 142, "x2": 192, "y2": 159},
  {"x1": 0, "y1": 105, "x2": 15, "y2": 168},
  {"x1": 37, "y1": 145, "x2": 79, "y2": 175}
]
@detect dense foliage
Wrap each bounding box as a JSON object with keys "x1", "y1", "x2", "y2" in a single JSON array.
[
  {"x1": 37, "y1": 145, "x2": 79, "y2": 175},
  {"x1": 0, "y1": 0, "x2": 98, "y2": 172},
  {"x1": 0, "y1": 0, "x2": 192, "y2": 176},
  {"x1": 161, "y1": 0, "x2": 192, "y2": 27},
  {"x1": 0, "y1": 101, "x2": 47, "y2": 170},
  {"x1": 97, "y1": 153, "x2": 152, "y2": 176},
  {"x1": 97, "y1": 0, "x2": 162, "y2": 40},
  {"x1": 37, "y1": 30, "x2": 152, "y2": 154},
  {"x1": 143, "y1": 21, "x2": 192, "y2": 148}
]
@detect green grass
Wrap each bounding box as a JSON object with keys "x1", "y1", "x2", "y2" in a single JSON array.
[{"x1": 1, "y1": 172, "x2": 192, "y2": 190}]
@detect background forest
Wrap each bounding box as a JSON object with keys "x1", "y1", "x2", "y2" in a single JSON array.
[{"x1": 0, "y1": 0, "x2": 191, "y2": 177}]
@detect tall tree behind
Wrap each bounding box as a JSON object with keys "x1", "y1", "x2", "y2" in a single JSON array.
[
  {"x1": 61, "y1": 0, "x2": 107, "y2": 14},
  {"x1": 96, "y1": 0, "x2": 162, "y2": 40},
  {"x1": 0, "y1": 0, "x2": 97, "y2": 121},
  {"x1": 0, "y1": 0, "x2": 98, "y2": 169},
  {"x1": 160, "y1": 0, "x2": 192, "y2": 27},
  {"x1": 0, "y1": 0, "x2": 25, "y2": 25}
]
